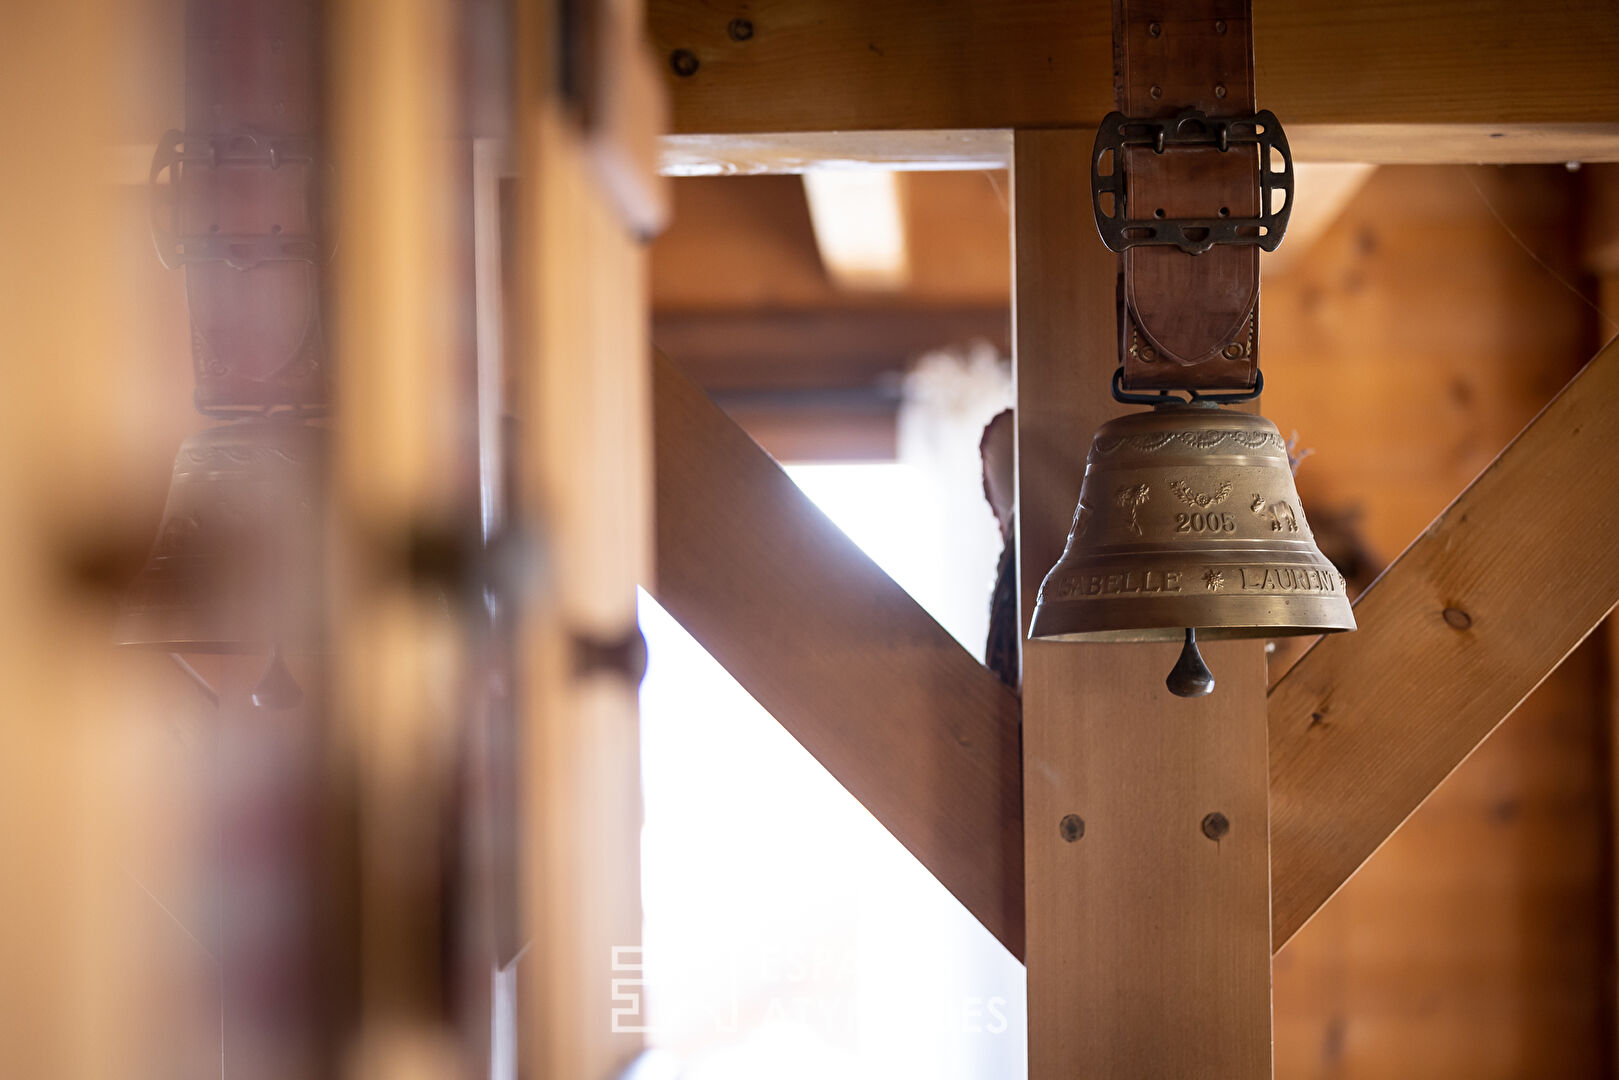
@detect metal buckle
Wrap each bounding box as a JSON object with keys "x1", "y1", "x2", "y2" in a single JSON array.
[
  {"x1": 1111, "y1": 366, "x2": 1263, "y2": 406},
  {"x1": 1091, "y1": 109, "x2": 1293, "y2": 256},
  {"x1": 148, "y1": 130, "x2": 324, "y2": 271}
]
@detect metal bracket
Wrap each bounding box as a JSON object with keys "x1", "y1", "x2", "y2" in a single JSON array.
[
  {"x1": 1111, "y1": 366, "x2": 1263, "y2": 406},
  {"x1": 149, "y1": 129, "x2": 325, "y2": 271},
  {"x1": 1091, "y1": 109, "x2": 1293, "y2": 256}
]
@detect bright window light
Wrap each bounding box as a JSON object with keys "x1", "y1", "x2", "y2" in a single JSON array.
[{"x1": 638, "y1": 461, "x2": 1024, "y2": 1080}]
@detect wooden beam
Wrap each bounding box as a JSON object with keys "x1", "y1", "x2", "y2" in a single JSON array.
[
  {"x1": 329, "y1": 0, "x2": 466, "y2": 1064},
  {"x1": 1268, "y1": 332, "x2": 1619, "y2": 950},
  {"x1": 650, "y1": 0, "x2": 1619, "y2": 168},
  {"x1": 710, "y1": 394, "x2": 899, "y2": 463},
  {"x1": 661, "y1": 130, "x2": 1013, "y2": 176},
  {"x1": 651, "y1": 173, "x2": 1008, "y2": 309},
  {"x1": 650, "y1": 350, "x2": 1026, "y2": 955},
  {"x1": 661, "y1": 125, "x2": 1619, "y2": 175},
  {"x1": 515, "y1": 0, "x2": 655, "y2": 1076},
  {"x1": 0, "y1": 0, "x2": 143, "y2": 1073},
  {"x1": 652, "y1": 306, "x2": 1009, "y2": 391},
  {"x1": 1013, "y1": 130, "x2": 1272, "y2": 1077}
]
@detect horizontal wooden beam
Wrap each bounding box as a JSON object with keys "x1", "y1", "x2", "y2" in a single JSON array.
[
  {"x1": 651, "y1": 350, "x2": 1026, "y2": 954},
  {"x1": 652, "y1": 306, "x2": 1009, "y2": 391},
  {"x1": 1268, "y1": 332, "x2": 1619, "y2": 949},
  {"x1": 650, "y1": 0, "x2": 1619, "y2": 168},
  {"x1": 661, "y1": 125, "x2": 1619, "y2": 174}
]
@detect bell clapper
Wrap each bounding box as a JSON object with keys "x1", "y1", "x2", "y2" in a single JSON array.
[{"x1": 1166, "y1": 627, "x2": 1216, "y2": 698}]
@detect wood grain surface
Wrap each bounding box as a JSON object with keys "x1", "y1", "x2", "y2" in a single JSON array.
[
  {"x1": 1013, "y1": 129, "x2": 1273, "y2": 1079},
  {"x1": 649, "y1": 0, "x2": 1619, "y2": 163},
  {"x1": 1268, "y1": 332, "x2": 1619, "y2": 948}
]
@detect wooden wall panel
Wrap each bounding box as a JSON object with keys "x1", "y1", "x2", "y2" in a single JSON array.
[
  {"x1": 1265, "y1": 165, "x2": 1607, "y2": 1079},
  {"x1": 1274, "y1": 642, "x2": 1608, "y2": 1079},
  {"x1": 1261, "y1": 165, "x2": 1591, "y2": 563}
]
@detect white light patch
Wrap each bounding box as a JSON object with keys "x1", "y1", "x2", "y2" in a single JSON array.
[{"x1": 802, "y1": 170, "x2": 910, "y2": 291}]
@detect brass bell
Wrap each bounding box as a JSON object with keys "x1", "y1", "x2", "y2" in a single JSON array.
[
  {"x1": 118, "y1": 418, "x2": 327, "y2": 667},
  {"x1": 1029, "y1": 402, "x2": 1354, "y2": 696}
]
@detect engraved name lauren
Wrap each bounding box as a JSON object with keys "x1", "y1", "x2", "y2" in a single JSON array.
[
  {"x1": 1050, "y1": 570, "x2": 1182, "y2": 600},
  {"x1": 1240, "y1": 566, "x2": 1340, "y2": 592}
]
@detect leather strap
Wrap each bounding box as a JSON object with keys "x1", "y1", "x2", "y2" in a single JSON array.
[
  {"x1": 1116, "y1": 0, "x2": 1261, "y2": 391},
  {"x1": 179, "y1": 0, "x2": 327, "y2": 413}
]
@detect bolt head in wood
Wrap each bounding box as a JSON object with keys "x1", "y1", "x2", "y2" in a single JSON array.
[{"x1": 669, "y1": 48, "x2": 700, "y2": 77}]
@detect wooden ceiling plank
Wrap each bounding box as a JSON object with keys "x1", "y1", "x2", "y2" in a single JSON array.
[
  {"x1": 650, "y1": 0, "x2": 1619, "y2": 167},
  {"x1": 650, "y1": 350, "x2": 1027, "y2": 955},
  {"x1": 1268, "y1": 332, "x2": 1619, "y2": 950}
]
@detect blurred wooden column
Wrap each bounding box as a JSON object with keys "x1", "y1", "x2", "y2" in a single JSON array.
[
  {"x1": 0, "y1": 1, "x2": 142, "y2": 1076},
  {"x1": 1012, "y1": 130, "x2": 1274, "y2": 1078},
  {"x1": 329, "y1": 0, "x2": 470, "y2": 1072},
  {"x1": 515, "y1": 0, "x2": 662, "y2": 1077}
]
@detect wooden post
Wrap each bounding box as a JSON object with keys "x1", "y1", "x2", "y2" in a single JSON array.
[
  {"x1": 329, "y1": 0, "x2": 468, "y2": 1071},
  {"x1": 0, "y1": 2, "x2": 152, "y2": 1075},
  {"x1": 514, "y1": 1, "x2": 660, "y2": 1077},
  {"x1": 1013, "y1": 129, "x2": 1274, "y2": 1078}
]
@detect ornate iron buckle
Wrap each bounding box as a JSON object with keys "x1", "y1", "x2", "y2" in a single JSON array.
[
  {"x1": 1091, "y1": 109, "x2": 1293, "y2": 256},
  {"x1": 1110, "y1": 366, "x2": 1264, "y2": 406},
  {"x1": 149, "y1": 130, "x2": 324, "y2": 271}
]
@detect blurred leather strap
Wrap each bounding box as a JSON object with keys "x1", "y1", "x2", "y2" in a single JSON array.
[
  {"x1": 1115, "y1": 0, "x2": 1261, "y2": 391},
  {"x1": 182, "y1": 0, "x2": 327, "y2": 413}
]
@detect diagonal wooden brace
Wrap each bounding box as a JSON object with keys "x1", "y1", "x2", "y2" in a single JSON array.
[
  {"x1": 1267, "y1": 332, "x2": 1619, "y2": 948},
  {"x1": 651, "y1": 351, "x2": 1026, "y2": 954}
]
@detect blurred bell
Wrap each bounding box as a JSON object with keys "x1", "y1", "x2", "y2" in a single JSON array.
[
  {"x1": 1029, "y1": 403, "x2": 1354, "y2": 695},
  {"x1": 118, "y1": 418, "x2": 327, "y2": 654}
]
